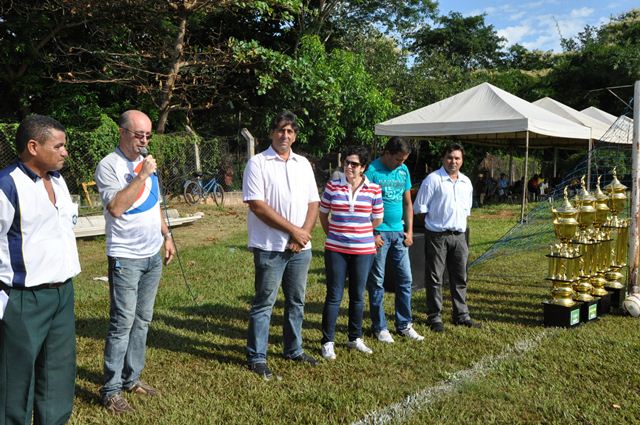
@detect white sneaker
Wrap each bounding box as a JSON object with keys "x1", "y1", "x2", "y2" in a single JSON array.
[
  {"x1": 400, "y1": 324, "x2": 425, "y2": 341},
  {"x1": 346, "y1": 338, "x2": 373, "y2": 354},
  {"x1": 375, "y1": 329, "x2": 395, "y2": 344},
  {"x1": 322, "y1": 342, "x2": 336, "y2": 360}
]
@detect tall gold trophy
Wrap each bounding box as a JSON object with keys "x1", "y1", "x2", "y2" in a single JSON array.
[
  {"x1": 544, "y1": 188, "x2": 582, "y2": 327},
  {"x1": 603, "y1": 168, "x2": 629, "y2": 309}
]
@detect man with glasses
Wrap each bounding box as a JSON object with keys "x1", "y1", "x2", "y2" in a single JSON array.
[
  {"x1": 95, "y1": 110, "x2": 175, "y2": 414},
  {"x1": 366, "y1": 137, "x2": 424, "y2": 343}
]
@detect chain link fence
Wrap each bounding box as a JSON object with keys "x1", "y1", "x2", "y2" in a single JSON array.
[{"x1": 0, "y1": 125, "x2": 249, "y2": 216}]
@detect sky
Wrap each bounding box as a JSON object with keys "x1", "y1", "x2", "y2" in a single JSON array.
[{"x1": 435, "y1": 0, "x2": 637, "y2": 52}]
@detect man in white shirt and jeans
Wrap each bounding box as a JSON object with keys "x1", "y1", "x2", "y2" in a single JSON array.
[
  {"x1": 413, "y1": 143, "x2": 481, "y2": 332},
  {"x1": 95, "y1": 110, "x2": 175, "y2": 414},
  {"x1": 243, "y1": 111, "x2": 320, "y2": 380}
]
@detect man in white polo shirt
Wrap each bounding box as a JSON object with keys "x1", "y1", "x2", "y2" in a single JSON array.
[
  {"x1": 95, "y1": 110, "x2": 175, "y2": 414},
  {"x1": 243, "y1": 111, "x2": 320, "y2": 380},
  {"x1": 0, "y1": 114, "x2": 80, "y2": 424}
]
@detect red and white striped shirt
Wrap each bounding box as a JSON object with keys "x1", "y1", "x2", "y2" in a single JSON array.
[{"x1": 319, "y1": 175, "x2": 383, "y2": 255}]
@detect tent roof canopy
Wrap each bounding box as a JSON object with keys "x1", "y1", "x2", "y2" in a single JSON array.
[
  {"x1": 533, "y1": 97, "x2": 610, "y2": 140},
  {"x1": 581, "y1": 106, "x2": 617, "y2": 126},
  {"x1": 375, "y1": 82, "x2": 592, "y2": 148}
]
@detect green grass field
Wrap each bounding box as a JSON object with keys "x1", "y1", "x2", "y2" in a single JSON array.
[{"x1": 69, "y1": 202, "x2": 640, "y2": 424}]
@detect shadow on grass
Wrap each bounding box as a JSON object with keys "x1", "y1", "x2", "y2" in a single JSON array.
[
  {"x1": 76, "y1": 315, "x2": 247, "y2": 367},
  {"x1": 75, "y1": 366, "x2": 102, "y2": 405}
]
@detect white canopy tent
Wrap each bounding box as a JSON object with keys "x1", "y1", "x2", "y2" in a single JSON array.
[
  {"x1": 533, "y1": 97, "x2": 612, "y2": 186},
  {"x1": 375, "y1": 82, "x2": 592, "y2": 221},
  {"x1": 581, "y1": 106, "x2": 617, "y2": 126}
]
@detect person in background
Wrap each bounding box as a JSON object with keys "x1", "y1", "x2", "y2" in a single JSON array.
[
  {"x1": 319, "y1": 146, "x2": 383, "y2": 360},
  {"x1": 95, "y1": 110, "x2": 175, "y2": 414},
  {"x1": 498, "y1": 173, "x2": 509, "y2": 201},
  {"x1": 413, "y1": 143, "x2": 480, "y2": 333},
  {"x1": 242, "y1": 111, "x2": 320, "y2": 380},
  {"x1": 527, "y1": 174, "x2": 540, "y2": 201},
  {"x1": 0, "y1": 115, "x2": 81, "y2": 424},
  {"x1": 366, "y1": 137, "x2": 424, "y2": 344}
]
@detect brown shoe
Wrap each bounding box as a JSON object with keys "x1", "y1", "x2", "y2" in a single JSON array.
[
  {"x1": 126, "y1": 380, "x2": 159, "y2": 396},
  {"x1": 103, "y1": 392, "x2": 134, "y2": 415}
]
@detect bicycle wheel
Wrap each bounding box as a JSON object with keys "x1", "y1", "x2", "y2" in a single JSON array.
[
  {"x1": 212, "y1": 183, "x2": 224, "y2": 206},
  {"x1": 183, "y1": 180, "x2": 203, "y2": 205}
]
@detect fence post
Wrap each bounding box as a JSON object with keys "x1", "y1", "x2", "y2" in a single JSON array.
[
  {"x1": 185, "y1": 125, "x2": 202, "y2": 173},
  {"x1": 241, "y1": 128, "x2": 255, "y2": 158},
  {"x1": 629, "y1": 80, "x2": 640, "y2": 290}
]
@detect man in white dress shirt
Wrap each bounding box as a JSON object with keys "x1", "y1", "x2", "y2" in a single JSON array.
[{"x1": 413, "y1": 143, "x2": 480, "y2": 332}]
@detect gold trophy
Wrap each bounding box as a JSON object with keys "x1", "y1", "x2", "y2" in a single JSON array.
[
  {"x1": 547, "y1": 188, "x2": 581, "y2": 307},
  {"x1": 571, "y1": 177, "x2": 606, "y2": 298},
  {"x1": 544, "y1": 188, "x2": 582, "y2": 326},
  {"x1": 603, "y1": 168, "x2": 629, "y2": 308}
]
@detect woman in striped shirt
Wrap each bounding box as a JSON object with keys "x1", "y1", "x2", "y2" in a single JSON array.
[{"x1": 319, "y1": 146, "x2": 383, "y2": 360}]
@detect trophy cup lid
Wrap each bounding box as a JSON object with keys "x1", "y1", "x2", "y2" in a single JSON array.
[
  {"x1": 604, "y1": 167, "x2": 627, "y2": 193},
  {"x1": 594, "y1": 176, "x2": 610, "y2": 204},
  {"x1": 573, "y1": 176, "x2": 595, "y2": 203},
  {"x1": 554, "y1": 187, "x2": 577, "y2": 214}
]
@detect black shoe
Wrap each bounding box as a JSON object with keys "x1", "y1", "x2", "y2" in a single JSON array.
[
  {"x1": 429, "y1": 322, "x2": 444, "y2": 333},
  {"x1": 454, "y1": 319, "x2": 482, "y2": 328},
  {"x1": 289, "y1": 352, "x2": 319, "y2": 367},
  {"x1": 248, "y1": 362, "x2": 273, "y2": 380}
]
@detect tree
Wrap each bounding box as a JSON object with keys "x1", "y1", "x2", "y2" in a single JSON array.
[
  {"x1": 412, "y1": 12, "x2": 506, "y2": 70},
  {"x1": 295, "y1": 0, "x2": 437, "y2": 49},
  {"x1": 548, "y1": 8, "x2": 640, "y2": 114}
]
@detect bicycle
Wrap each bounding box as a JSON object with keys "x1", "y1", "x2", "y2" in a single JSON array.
[{"x1": 183, "y1": 171, "x2": 225, "y2": 206}]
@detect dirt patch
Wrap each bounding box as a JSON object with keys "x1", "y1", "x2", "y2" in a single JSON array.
[
  {"x1": 474, "y1": 209, "x2": 518, "y2": 219},
  {"x1": 167, "y1": 201, "x2": 248, "y2": 249}
]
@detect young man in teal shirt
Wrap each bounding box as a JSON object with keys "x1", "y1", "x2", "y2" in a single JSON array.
[{"x1": 365, "y1": 137, "x2": 424, "y2": 343}]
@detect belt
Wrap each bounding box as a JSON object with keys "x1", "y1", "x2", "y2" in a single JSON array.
[
  {"x1": 0, "y1": 281, "x2": 67, "y2": 291},
  {"x1": 427, "y1": 229, "x2": 463, "y2": 236}
]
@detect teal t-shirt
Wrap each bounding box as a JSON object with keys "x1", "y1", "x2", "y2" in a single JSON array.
[{"x1": 365, "y1": 158, "x2": 411, "y2": 232}]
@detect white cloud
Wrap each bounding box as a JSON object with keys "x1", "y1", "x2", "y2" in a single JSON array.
[
  {"x1": 570, "y1": 7, "x2": 594, "y2": 18},
  {"x1": 509, "y1": 12, "x2": 526, "y2": 21},
  {"x1": 497, "y1": 25, "x2": 531, "y2": 44}
]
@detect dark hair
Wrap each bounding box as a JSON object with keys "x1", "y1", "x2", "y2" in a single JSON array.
[
  {"x1": 270, "y1": 110, "x2": 299, "y2": 133},
  {"x1": 442, "y1": 143, "x2": 465, "y2": 158},
  {"x1": 383, "y1": 136, "x2": 411, "y2": 155},
  {"x1": 15, "y1": 114, "x2": 65, "y2": 154},
  {"x1": 343, "y1": 145, "x2": 370, "y2": 167}
]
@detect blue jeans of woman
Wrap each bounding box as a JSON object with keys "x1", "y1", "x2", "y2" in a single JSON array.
[
  {"x1": 322, "y1": 250, "x2": 374, "y2": 344},
  {"x1": 101, "y1": 252, "x2": 162, "y2": 401},
  {"x1": 247, "y1": 248, "x2": 312, "y2": 365}
]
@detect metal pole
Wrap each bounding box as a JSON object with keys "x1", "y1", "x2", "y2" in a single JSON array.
[
  {"x1": 586, "y1": 132, "x2": 592, "y2": 190},
  {"x1": 520, "y1": 131, "x2": 529, "y2": 223},
  {"x1": 553, "y1": 147, "x2": 558, "y2": 178},
  {"x1": 629, "y1": 81, "x2": 640, "y2": 290}
]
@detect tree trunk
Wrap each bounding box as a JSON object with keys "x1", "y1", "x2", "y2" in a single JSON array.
[{"x1": 156, "y1": 8, "x2": 188, "y2": 134}]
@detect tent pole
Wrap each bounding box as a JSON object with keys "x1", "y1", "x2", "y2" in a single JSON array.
[
  {"x1": 520, "y1": 132, "x2": 529, "y2": 223},
  {"x1": 508, "y1": 148, "x2": 514, "y2": 183},
  {"x1": 553, "y1": 147, "x2": 558, "y2": 178},
  {"x1": 587, "y1": 132, "x2": 593, "y2": 190},
  {"x1": 629, "y1": 80, "x2": 640, "y2": 290}
]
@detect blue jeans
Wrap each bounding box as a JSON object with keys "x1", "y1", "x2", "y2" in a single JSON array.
[
  {"x1": 247, "y1": 248, "x2": 312, "y2": 365},
  {"x1": 366, "y1": 231, "x2": 413, "y2": 332},
  {"x1": 322, "y1": 250, "x2": 374, "y2": 344},
  {"x1": 101, "y1": 253, "x2": 162, "y2": 400}
]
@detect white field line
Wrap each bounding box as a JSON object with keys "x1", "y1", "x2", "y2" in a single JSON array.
[{"x1": 352, "y1": 329, "x2": 555, "y2": 425}]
